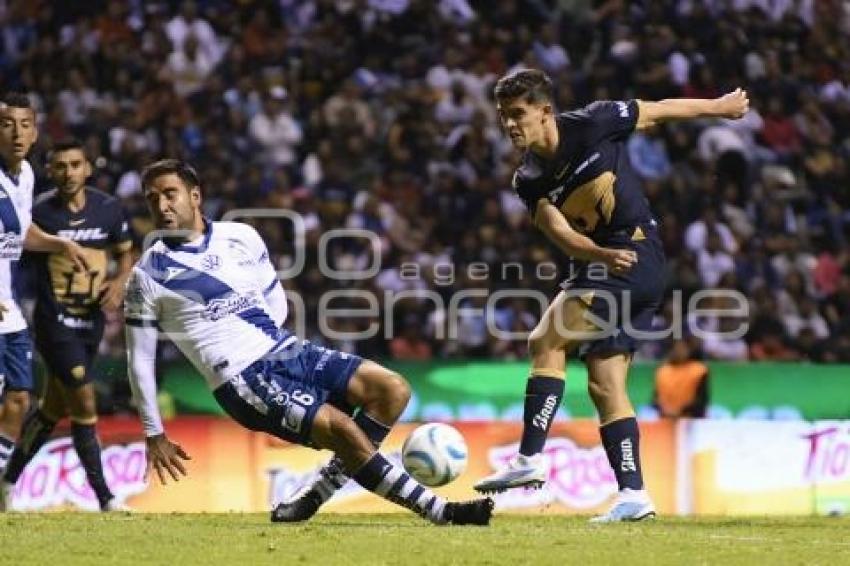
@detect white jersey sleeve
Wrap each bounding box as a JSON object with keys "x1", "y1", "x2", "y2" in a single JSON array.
[{"x1": 124, "y1": 268, "x2": 163, "y2": 436}]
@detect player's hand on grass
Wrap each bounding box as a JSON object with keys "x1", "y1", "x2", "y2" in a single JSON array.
[
  {"x1": 61, "y1": 239, "x2": 89, "y2": 273},
  {"x1": 601, "y1": 248, "x2": 637, "y2": 274},
  {"x1": 99, "y1": 277, "x2": 127, "y2": 311},
  {"x1": 715, "y1": 88, "x2": 749, "y2": 119},
  {"x1": 146, "y1": 434, "x2": 192, "y2": 484}
]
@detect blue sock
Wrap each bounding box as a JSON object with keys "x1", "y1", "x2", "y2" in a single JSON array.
[
  {"x1": 71, "y1": 422, "x2": 114, "y2": 509},
  {"x1": 352, "y1": 452, "x2": 446, "y2": 522},
  {"x1": 353, "y1": 411, "x2": 391, "y2": 447},
  {"x1": 519, "y1": 376, "x2": 564, "y2": 456},
  {"x1": 599, "y1": 417, "x2": 644, "y2": 490}
]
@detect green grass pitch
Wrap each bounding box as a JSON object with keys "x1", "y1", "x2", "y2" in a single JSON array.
[{"x1": 1, "y1": 514, "x2": 847, "y2": 565}]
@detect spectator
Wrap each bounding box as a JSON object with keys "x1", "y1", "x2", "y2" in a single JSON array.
[
  {"x1": 249, "y1": 86, "x2": 303, "y2": 169},
  {"x1": 653, "y1": 339, "x2": 709, "y2": 419}
]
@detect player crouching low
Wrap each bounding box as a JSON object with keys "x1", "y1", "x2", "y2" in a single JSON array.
[{"x1": 125, "y1": 159, "x2": 493, "y2": 526}]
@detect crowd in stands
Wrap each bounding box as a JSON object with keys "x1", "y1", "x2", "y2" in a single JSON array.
[{"x1": 4, "y1": 0, "x2": 850, "y2": 366}]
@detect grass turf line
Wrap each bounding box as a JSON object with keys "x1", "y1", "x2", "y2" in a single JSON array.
[{"x1": 1, "y1": 514, "x2": 847, "y2": 566}]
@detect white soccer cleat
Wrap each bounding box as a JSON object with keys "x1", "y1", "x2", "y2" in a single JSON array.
[
  {"x1": 473, "y1": 453, "x2": 546, "y2": 494},
  {"x1": 0, "y1": 481, "x2": 13, "y2": 512},
  {"x1": 103, "y1": 498, "x2": 134, "y2": 513},
  {"x1": 590, "y1": 488, "x2": 656, "y2": 523}
]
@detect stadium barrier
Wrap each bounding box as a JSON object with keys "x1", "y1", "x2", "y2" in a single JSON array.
[
  {"x1": 7, "y1": 417, "x2": 849, "y2": 516},
  {"x1": 154, "y1": 360, "x2": 850, "y2": 421}
]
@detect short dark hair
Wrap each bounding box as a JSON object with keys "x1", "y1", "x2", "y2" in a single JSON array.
[
  {"x1": 50, "y1": 138, "x2": 87, "y2": 160},
  {"x1": 493, "y1": 69, "x2": 553, "y2": 105},
  {"x1": 141, "y1": 158, "x2": 201, "y2": 192},
  {"x1": 0, "y1": 92, "x2": 33, "y2": 110}
]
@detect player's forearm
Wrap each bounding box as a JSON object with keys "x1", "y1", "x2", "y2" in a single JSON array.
[
  {"x1": 637, "y1": 89, "x2": 748, "y2": 129},
  {"x1": 113, "y1": 248, "x2": 135, "y2": 282},
  {"x1": 651, "y1": 98, "x2": 722, "y2": 119},
  {"x1": 126, "y1": 324, "x2": 164, "y2": 437},
  {"x1": 23, "y1": 223, "x2": 69, "y2": 253},
  {"x1": 535, "y1": 203, "x2": 607, "y2": 262}
]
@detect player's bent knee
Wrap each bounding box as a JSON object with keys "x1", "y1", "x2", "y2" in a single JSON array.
[
  {"x1": 384, "y1": 371, "x2": 411, "y2": 410},
  {"x1": 311, "y1": 404, "x2": 373, "y2": 469}
]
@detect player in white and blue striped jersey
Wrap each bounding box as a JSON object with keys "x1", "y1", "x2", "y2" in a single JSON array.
[
  {"x1": 0, "y1": 95, "x2": 88, "y2": 493},
  {"x1": 124, "y1": 159, "x2": 492, "y2": 525}
]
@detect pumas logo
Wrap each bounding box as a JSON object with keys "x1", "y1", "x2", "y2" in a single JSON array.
[
  {"x1": 532, "y1": 395, "x2": 558, "y2": 430},
  {"x1": 620, "y1": 439, "x2": 636, "y2": 472},
  {"x1": 57, "y1": 227, "x2": 108, "y2": 241}
]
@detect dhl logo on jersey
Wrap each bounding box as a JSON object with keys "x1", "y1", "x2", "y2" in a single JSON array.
[{"x1": 56, "y1": 227, "x2": 109, "y2": 241}]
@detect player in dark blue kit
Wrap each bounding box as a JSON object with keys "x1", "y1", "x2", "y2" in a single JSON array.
[
  {"x1": 0, "y1": 140, "x2": 134, "y2": 511},
  {"x1": 473, "y1": 69, "x2": 748, "y2": 521}
]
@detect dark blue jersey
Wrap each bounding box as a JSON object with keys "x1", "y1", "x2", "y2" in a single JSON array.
[
  {"x1": 512, "y1": 100, "x2": 654, "y2": 244},
  {"x1": 31, "y1": 187, "x2": 132, "y2": 341}
]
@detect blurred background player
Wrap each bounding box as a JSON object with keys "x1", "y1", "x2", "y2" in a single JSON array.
[
  {"x1": 124, "y1": 159, "x2": 493, "y2": 526},
  {"x1": 0, "y1": 95, "x2": 87, "y2": 483},
  {"x1": 0, "y1": 140, "x2": 133, "y2": 512},
  {"x1": 652, "y1": 339, "x2": 709, "y2": 419},
  {"x1": 472, "y1": 70, "x2": 747, "y2": 522}
]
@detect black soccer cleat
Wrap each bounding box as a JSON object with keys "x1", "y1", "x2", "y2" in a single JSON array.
[
  {"x1": 443, "y1": 497, "x2": 495, "y2": 526},
  {"x1": 271, "y1": 491, "x2": 323, "y2": 523}
]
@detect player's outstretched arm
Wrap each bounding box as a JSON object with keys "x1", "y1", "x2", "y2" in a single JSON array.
[
  {"x1": 635, "y1": 88, "x2": 749, "y2": 130},
  {"x1": 126, "y1": 313, "x2": 191, "y2": 483},
  {"x1": 534, "y1": 199, "x2": 637, "y2": 273},
  {"x1": 24, "y1": 223, "x2": 89, "y2": 272}
]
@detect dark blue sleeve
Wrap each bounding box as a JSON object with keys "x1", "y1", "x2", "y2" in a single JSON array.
[
  {"x1": 108, "y1": 200, "x2": 133, "y2": 247},
  {"x1": 512, "y1": 170, "x2": 543, "y2": 215},
  {"x1": 584, "y1": 100, "x2": 639, "y2": 142}
]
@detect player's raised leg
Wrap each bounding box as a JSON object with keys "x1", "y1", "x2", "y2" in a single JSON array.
[
  {"x1": 475, "y1": 291, "x2": 596, "y2": 494},
  {"x1": 586, "y1": 352, "x2": 655, "y2": 522},
  {"x1": 273, "y1": 360, "x2": 409, "y2": 522}
]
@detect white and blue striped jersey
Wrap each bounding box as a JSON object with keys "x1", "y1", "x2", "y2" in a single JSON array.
[
  {"x1": 125, "y1": 221, "x2": 288, "y2": 392},
  {"x1": 0, "y1": 160, "x2": 34, "y2": 334}
]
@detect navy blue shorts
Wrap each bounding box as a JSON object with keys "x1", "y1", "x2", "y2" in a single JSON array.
[
  {"x1": 213, "y1": 337, "x2": 363, "y2": 446},
  {"x1": 562, "y1": 224, "x2": 666, "y2": 359},
  {"x1": 0, "y1": 330, "x2": 34, "y2": 395},
  {"x1": 35, "y1": 338, "x2": 99, "y2": 389}
]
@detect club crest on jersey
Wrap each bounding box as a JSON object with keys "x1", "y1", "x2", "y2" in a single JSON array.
[{"x1": 202, "y1": 254, "x2": 222, "y2": 271}]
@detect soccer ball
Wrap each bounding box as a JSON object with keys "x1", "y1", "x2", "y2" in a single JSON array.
[{"x1": 401, "y1": 423, "x2": 468, "y2": 487}]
